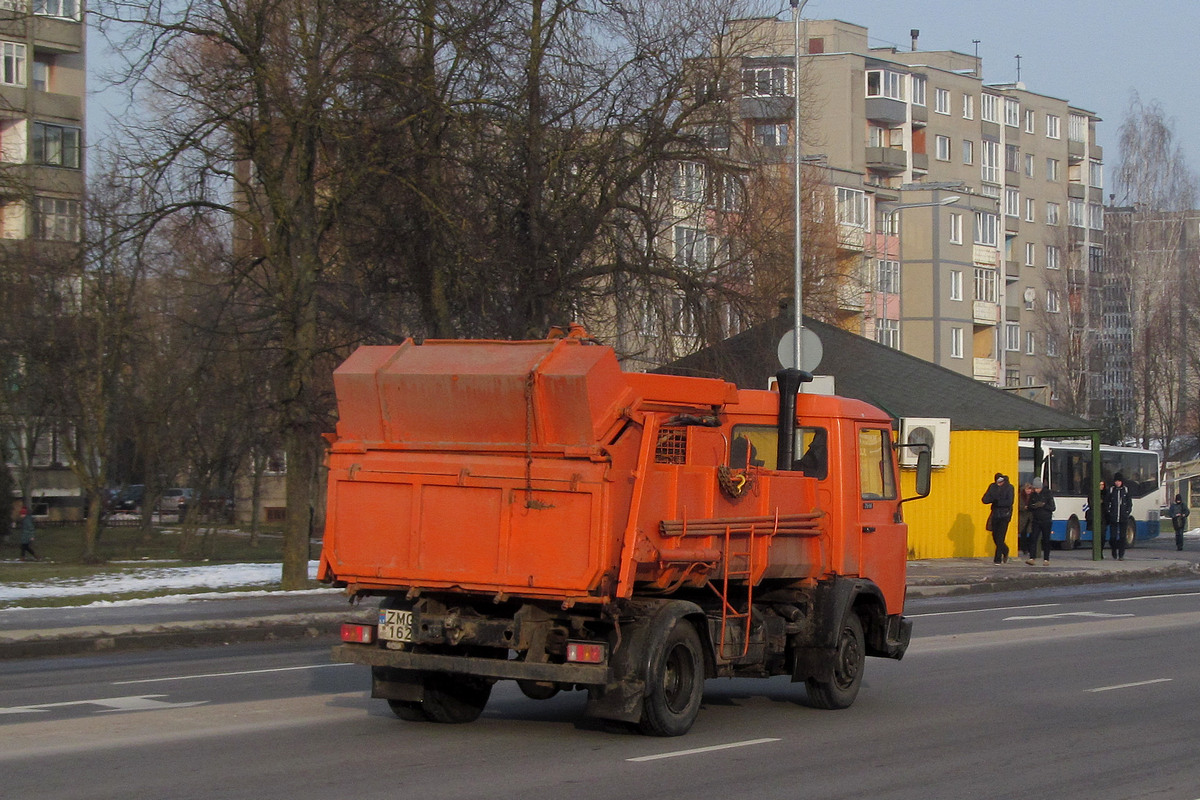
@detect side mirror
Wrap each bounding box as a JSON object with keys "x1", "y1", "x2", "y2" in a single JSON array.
[{"x1": 914, "y1": 449, "x2": 932, "y2": 498}]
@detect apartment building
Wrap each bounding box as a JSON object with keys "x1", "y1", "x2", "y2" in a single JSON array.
[
  {"x1": 728, "y1": 17, "x2": 1104, "y2": 396},
  {"x1": 0, "y1": 0, "x2": 86, "y2": 519}
]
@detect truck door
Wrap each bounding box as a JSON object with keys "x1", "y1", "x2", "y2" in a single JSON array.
[{"x1": 855, "y1": 426, "x2": 906, "y2": 610}]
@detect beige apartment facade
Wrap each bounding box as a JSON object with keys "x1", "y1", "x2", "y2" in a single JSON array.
[
  {"x1": 729, "y1": 17, "x2": 1104, "y2": 396},
  {"x1": 0, "y1": 0, "x2": 86, "y2": 520}
]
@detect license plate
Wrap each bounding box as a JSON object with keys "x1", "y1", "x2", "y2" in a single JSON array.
[{"x1": 377, "y1": 609, "x2": 413, "y2": 643}]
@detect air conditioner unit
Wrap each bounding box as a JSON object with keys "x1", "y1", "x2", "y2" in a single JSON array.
[{"x1": 899, "y1": 417, "x2": 951, "y2": 467}]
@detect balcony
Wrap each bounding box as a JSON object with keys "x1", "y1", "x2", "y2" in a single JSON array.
[
  {"x1": 973, "y1": 357, "x2": 1001, "y2": 383},
  {"x1": 837, "y1": 224, "x2": 865, "y2": 252},
  {"x1": 1005, "y1": 260, "x2": 1020, "y2": 282},
  {"x1": 1067, "y1": 183, "x2": 1086, "y2": 199},
  {"x1": 865, "y1": 97, "x2": 907, "y2": 125},
  {"x1": 865, "y1": 147, "x2": 907, "y2": 173},
  {"x1": 911, "y1": 105, "x2": 928, "y2": 127},
  {"x1": 738, "y1": 96, "x2": 792, "y2": 120},
  {"x1": 1068, "y1": 140, "x2": 1086, "y2": 162},
  {"x1": 911, "y1": 152, "x2": 929, "y2": 172},
  {"x1": 973, "y1": 301, "x2": 1000, "y2": 326},
  {"x1": 973, "y1": 245, "x2": 999, "y2": 267}
]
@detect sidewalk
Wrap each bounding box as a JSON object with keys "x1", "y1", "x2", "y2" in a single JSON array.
[{"x1": 2, "y1": 547, "x2": 1198, "y2": 659}]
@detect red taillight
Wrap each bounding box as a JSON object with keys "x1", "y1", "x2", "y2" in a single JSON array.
[
  {"x1": 341, "y1": 622, "x2": 376, "y2": 644},
  {"x1": 566, "y1": 642, "x2": 605, "y2": 664}
]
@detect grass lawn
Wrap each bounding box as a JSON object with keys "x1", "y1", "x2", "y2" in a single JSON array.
[{"x1": 0, "y1": 521, "x2": 324, "y2": 607}]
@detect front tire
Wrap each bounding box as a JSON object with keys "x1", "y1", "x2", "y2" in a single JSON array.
[
  {"x1": 638, "y1": 619, "x2": 705, "y2": 737},
  {"x1": 805, "y1": 612, "x2": 865, "y2": 710}
]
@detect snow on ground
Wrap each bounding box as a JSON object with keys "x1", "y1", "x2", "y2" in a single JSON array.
[{"x1": 0, "y1": 561, "x2": 332, "y2": 607}]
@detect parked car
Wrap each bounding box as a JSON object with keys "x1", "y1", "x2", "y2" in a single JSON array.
[
  {"x1": 158, "y1": 488, "x2": 195, "y2": 514},
  {"x1": 109, "y1": 485, "x2": 146, "y2": 513}
]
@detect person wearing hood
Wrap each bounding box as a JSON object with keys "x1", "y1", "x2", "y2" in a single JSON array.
[
  {"x1": 1104, "y1": 473, "x2": 1134, "y2": 561},
  {"x1": 982, "y1": 472, "x2": 1014, "y2": 564},
  {"x1": 1025, "y1": 477, "x2": 1055, "y2": 565},
  {"x1": 1169, "y1": 493, "x2": 1190, "y2": 551}
]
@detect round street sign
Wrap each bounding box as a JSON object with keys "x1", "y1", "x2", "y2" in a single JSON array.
[{"x1": 777, "y1": 327, "x2": 823, "y2": 372}]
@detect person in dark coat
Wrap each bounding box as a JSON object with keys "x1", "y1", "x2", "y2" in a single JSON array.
[
  {"x1": 1169, "y1": 493, "x2": 1190, "y2": 552},
  {"x1": 1017, "y1": 482, "x2": 1035, "y2": 559},
  {"x1": 1026, "y1": 477, "x2": 1055, "y2": 565},
  {"x1": 1104, "y1": 473, "x2": 1134, "y2": 561},
  {"x1": 17, "y1": 506, "x2": 39, "y2": 561},
  {"x1": 982, "y1": 472, "x2": 1014, "y2": 564}
]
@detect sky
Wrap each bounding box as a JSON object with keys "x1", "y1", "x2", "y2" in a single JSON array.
[
  {"x1": 85, "y1": 1, "x2": 1200, "y2": 183},
  {"x1": 802, "y1": 0, "x2": 1200, "y2": 182}
]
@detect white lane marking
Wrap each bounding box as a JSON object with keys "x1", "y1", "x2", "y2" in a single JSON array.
[
  {"x1": 1004, "y1": 611, "x2": 1134, "y2": 621},
  {"x1": 0, "y1": 695, "x2": 207, "y2": 715},
  {"x1": 628, "y1": 738, "x2": 780, "y2": 762},
  {"x1": 908, "y1": 603, "x2": 1059, "y2": 618},
  {"x1": 113, "y1": 662, "x2": 353, "y2": 685},
  {"x1": 1086, "y1": 678, "x2": 1173, "y2": 693},
  {"x1": 1107, "y1": 591, "x2": 1200, "y2": 603}
]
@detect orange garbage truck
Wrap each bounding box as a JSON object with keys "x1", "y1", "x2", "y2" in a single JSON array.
[{"x1": 320, "y1": 332, "x2": 930, "y2": 736}]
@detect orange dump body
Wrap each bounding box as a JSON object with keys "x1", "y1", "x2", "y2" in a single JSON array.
[{"x1": 319, "y1": 337, "x2": 907, "y2": 613}]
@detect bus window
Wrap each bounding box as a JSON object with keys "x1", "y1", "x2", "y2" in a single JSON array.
[{"x1": 859, "y1": 428, "x2": 896, "y2": 500}]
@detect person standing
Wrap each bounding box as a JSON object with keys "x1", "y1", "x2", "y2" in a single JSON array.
[
  {"x1": 17, "y1": 506, "x2": 39, "y2": 562},
  {"x1": 1169, "y1": 493, "x2": 1190, "y2": 552},
  {"x1": 982, "y1": 472, "x2": 1014, "y2": 564},
  {"x1": 1105, "y1": 473, "x2": 1134, "y2": 561},
  {"x1": 1017, "y1": 482, "x2": 1035, "y2": 559},
  {"x1": 1026, "y1": 478, "x2": 1055, "y2": 565}
]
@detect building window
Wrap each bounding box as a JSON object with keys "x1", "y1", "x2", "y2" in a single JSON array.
[
  {"x1": 1046, "y1": 202, "x2": 1060, "y2": 225},
  {"x1": 911, "y1": 75, "x2": 926, "y2": 106},
  {"x1": 1046, "y1": 114, "x2": 1061, "y2": 139},
  {"x1": 753, "y1": 122, "x2": 788, "y2": 147},
  {"x1": 836, "y1": 187, "x2": 866, "y2": 228},
  {"x1": 875, "y1": 318, "x2": 900, "y2": 349},
  {"x1": 32, "y1": 122, "x2": 81, "y2": 169},
  {"x1": 962, "y1": 139, "x2": 973, "y2": 165},
  {"x1": 935, "y1": 134, "x2": 951, "y2": 161},
  {"x1": 720, "y1": 173, "x2": 743, "y2": 212},
  {"x1": 1, "y1": 42, "x2": 26, "y2": 87},
  {"x1": 1006, "y1": 322, "x2": 1020, "y2": 351},
  {"x1": 1047, "y1": 335, "x2": 1059, "y2": 357},
  {"x1": 673, "y1": 225, "x2": 716, "y2": 269},
  {"x1": 949, "y1": 212, "x2": 962, "y2": 244},
  {"x1": 1068, "y1": 199, "x2": 1084, "y2": 227},
  {"x1": 876, "y1": 259, "x2": 900, "y2": 294},
  {"x1": 1004, "y1": 97, "x2": 1020, "y2": 127},
  {"x1": 1025, "y1": 109, "x2": 1036, "y2": 133},
  {"x1": 866, "y1": 70, "x2": 905, "y2": 100},
  {"x1": 934, "y1": 87, "x2": 950, "y2": 114},
  {"x1": 1025, "y1": 198, "x2": 1035, "y2": 223},
  {"x1": 951, "y1": 327, "x2": 964, "y2": 359},
  {"x1": 1024, "y1": 153, "x2": 1035, "y2": 177},
  {"x1": 1089, "y1": 159, "x2": 1104, "y2": 188},
  {"x1": 1005, "y1": 144, "x2": 1020, "y2": 173},
  {"x1": 1068, "y1": 113, "x2": 1087, "y2": 142},
  {"x1": 673, "y1": 161, "x2": 706, "y2": 203},
  {"x1": 742, "y1": 66, "x2": 793, "y2": 97},
  {"x1": 1025, "y1": 242, "x2": 1036, "y2": 266},
  {"x1": 35, "y1": 196, "x2": 80, "y2": 241},
  {"x1": 1089, "y1": 203, "x2": 1104, "y2": 230},
  {"x1": 1005, "y1": 188, "x2": 1020, "y2": 218},
  {"x1": 1089, "y1": 245, "x2": 1103, "y2": 273},
  {"x1": 950, "y1": 269, "x2": 963, "y2": 301},
  {"x1": 1026, "y1": 331, "x2": 1036, "y2": 355},
  {"x1": 1046, "y1": 244, "x2": 1061, "y2": 269},
  {"x1": 1047, "y1": 289, "x2": 1060, "y2": 313},
  {"x1": 974, "y1": 211, "x2": 998, "y2": 247},
  {"x1": 981, "y1": 93, "x2": 999, "y2": 122},
  {"x1": 34, "y1": 0, "x2": 79, "y2": 18},
  {"x1": 962, "y1": 93, "x2": 974, "y2": 119},
  {"x1": 974, "y1": 267, "x2": 997, "y2": 303},
  {"x1": 1046, "y1": 158, "x2": 1060, "y2": 181}
]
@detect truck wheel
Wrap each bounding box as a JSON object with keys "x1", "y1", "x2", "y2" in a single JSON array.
[
  {"x1": 390, "y1": 674, "x2": 492, "y2": 724},
  {"x1": 805, "y1": 612, "x2": 865, "y2": 710},
  {"x1": 638, "y1": 619, "x2": 704, "y2": 737}
]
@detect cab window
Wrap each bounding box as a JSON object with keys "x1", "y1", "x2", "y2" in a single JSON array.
[
  {"x1": 730, "y1": 424, "x2": 827, "y2": 478},
  {"x1": 859, "y1": 428, "x2": 897, "y2": 499}
]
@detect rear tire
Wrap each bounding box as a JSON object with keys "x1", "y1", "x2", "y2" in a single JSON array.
[
  {"x1": 1124, "y1": 519, "x2": 1138, "y2": 549},
  {"x1": 638, "y1": 619, "x2": 705, "y2": 737},
  {"x1": 805, "y1": 612, "x2": 865, "y2": 710},
  {"x1": 388, "y1": 673, "x2": 492, "y2": 724},
  {"x1": 1064, "y1": 518, "x2": 1081, "y2": 550}
]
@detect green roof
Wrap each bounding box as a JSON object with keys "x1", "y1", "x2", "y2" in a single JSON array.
[{"x1": 656, "y1": 315, "x2": 1095, "y2": 434}]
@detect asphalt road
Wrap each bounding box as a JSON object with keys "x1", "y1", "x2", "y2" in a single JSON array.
[{"x1": 3, "y1": 580, "x2": 1199, "y2": 800}]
